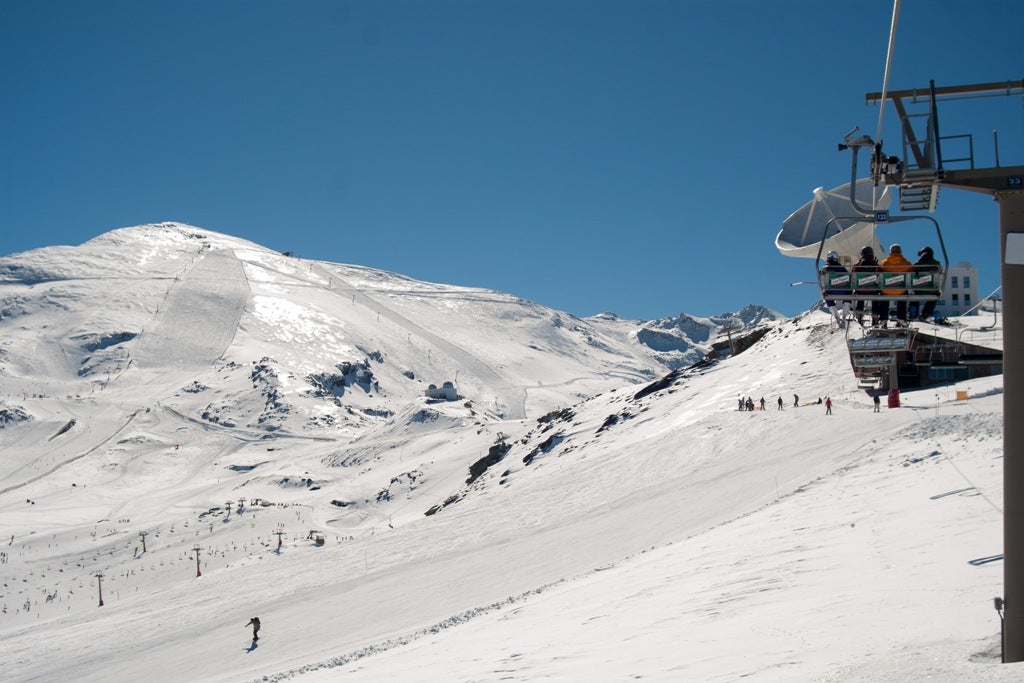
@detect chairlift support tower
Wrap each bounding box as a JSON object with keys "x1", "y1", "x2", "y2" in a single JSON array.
[{"x1": 867, "y1": 78, "x2": 1024, "y2": 662}]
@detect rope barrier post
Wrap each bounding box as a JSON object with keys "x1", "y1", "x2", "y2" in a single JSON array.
[{"x1": 95, "y1": 571, "x2": 104, "y2": 607}]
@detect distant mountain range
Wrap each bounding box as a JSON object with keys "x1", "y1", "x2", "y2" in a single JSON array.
[{"x1": 0, "y1": 222, "x2": 782, "y2": 439}]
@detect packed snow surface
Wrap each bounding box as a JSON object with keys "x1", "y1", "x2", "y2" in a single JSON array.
[{"x1": 0, "y1": 223, "x2": 1016, "y2": 681}]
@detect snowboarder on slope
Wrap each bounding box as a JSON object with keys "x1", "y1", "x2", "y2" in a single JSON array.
[
  {"x1": 825, "y1": 397, "x2": 833, "y2": 415},
  {"x1": 246, "y1": 616, "x2": 261, "y2": 641}
]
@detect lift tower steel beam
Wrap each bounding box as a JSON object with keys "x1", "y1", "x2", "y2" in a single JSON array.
[
  {"x1": 998, "y1": 189, "x2": 1024, "y2": 662},
  {"x1": 867, "y1": 78, "x2": 1024, "y2": 663}
]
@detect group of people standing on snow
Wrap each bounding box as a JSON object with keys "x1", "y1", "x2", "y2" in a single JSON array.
[
  {"x1": 738, "y1": 394, "x2": 823, "y2": 411},
  {"x1": 822, "y1": 244, "x2": 941, "y2": 328},
  {"x1": 735, "y1": 394, "x2": 863, "y2": 415},
  {"x1": 738, "y1": 396, "x2": 767, "y2": 411}
]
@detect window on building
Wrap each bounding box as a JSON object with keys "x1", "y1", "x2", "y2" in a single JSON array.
[
  {"x1": 952, "y1": 293, "x2": 959, "y2": 305},
  {"x1": 964, "y1": 276, "x2": 971, "y2": 288},
  {"x1": 951, "y1": 276, "x2": 959, "y2": 288},
  {"x1": 965, "y1": 294, "x2": 971, "y2": 307},
  {"x1": 930, "y1": 366, "x2": 969, "y2": 382}
]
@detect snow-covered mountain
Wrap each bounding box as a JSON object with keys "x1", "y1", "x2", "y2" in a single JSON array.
[
  {"x1": 0, "y1": 223, "x2": 779, "y2": 427},
  {"x1": 0, "y1": 223, "x2": 1015, "y2": 682}
]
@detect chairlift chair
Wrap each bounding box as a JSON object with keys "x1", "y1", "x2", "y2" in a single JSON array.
[{"x1": 815, "y1": 209, "x2": 949, "y2": 323}]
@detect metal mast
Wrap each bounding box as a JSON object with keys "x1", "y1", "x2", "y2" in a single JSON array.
[{"x1": 867, "y1": 77, "x2": 1024, "y2": 661}]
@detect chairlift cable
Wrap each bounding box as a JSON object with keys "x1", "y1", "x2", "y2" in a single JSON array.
[
  {"x1": 875, "y1": 0, "x2": 901, "y2": 143},
  {"x1": 959, "y1": 285, "x2": 1003, "y2": 318},
  {"x1": 874, "y1": 0, "x2": 901, "y2": 210}
]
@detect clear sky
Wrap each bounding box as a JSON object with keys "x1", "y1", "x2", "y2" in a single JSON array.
[{"x1": 2, "y1": 0, "x2": 1021, "y2": 320}]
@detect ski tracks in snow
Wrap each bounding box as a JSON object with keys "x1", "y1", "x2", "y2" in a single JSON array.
[
  {"x1": 310, "y1": 263, "x2": 528, "y2": 420},
  {"x1": 130, "y1": 247, "x2": 249, "y2": 377}
]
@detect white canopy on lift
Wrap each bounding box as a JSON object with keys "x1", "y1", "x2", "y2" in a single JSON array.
[{"x1": 776, "y1": 179, "x2": 891, "y2": 262}]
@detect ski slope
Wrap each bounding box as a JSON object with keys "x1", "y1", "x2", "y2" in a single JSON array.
[{"x1": 0, "y1": 224, "x2": 1016, "y2": 682}]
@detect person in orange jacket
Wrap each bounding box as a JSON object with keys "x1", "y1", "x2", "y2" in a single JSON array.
[{"x1": 880, "y1": 244, "x2": 913, "y2": 325}]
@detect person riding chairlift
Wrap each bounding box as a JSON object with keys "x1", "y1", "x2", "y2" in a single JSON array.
[
  {"x1": 852, "y1": 246, "x2": 885, "y2": 326},
  {"x1": 913, "y1": 246, "x2": 942, "y2": 321},
  {"x1": 822, "y1": 250, "x2": 850, "y2": 325},
  {"x1": 880, "y1": 244, "x2": 913, "y2": 326}
]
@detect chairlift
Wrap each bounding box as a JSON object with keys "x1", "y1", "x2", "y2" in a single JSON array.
[
  {"x1": 815, "y1": 210, "x2": 950, "y2": 318},
  {"x1": 778, "y1": 130, "x2": 951, "y2": 329},
  {"x1": 814, "y1": 132, "x2": 950, "y2": 325}
]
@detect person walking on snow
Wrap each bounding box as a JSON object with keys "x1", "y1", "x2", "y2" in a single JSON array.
[
  {"x1": 777, "y1": 396, "x2": 783, "y2": 411},
  {"x1": 793, "y1": 394, "x2": 799, "y2": 408},
  {"x1": 825, "y1": 397, "x2": 833, "y2": 415},
  {"x1": 873, "y1": 394, "x2": 881, "y2": 412},
  {"x1": 246, "y1": 616, "x2": 261, "y2": 641}
]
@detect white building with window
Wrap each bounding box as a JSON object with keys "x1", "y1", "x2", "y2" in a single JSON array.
[{"x1": 936, "y1": 262, "x2": 979, "y2": 317}]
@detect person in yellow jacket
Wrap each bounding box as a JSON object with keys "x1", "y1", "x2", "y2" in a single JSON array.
[{"x1": 880, "y1": 244, "x2": 912, "y2": 325}]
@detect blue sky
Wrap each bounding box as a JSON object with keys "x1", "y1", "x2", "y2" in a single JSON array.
[{"x1": 2, "y1": 0, "x2": 1021, "y2": 320}]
